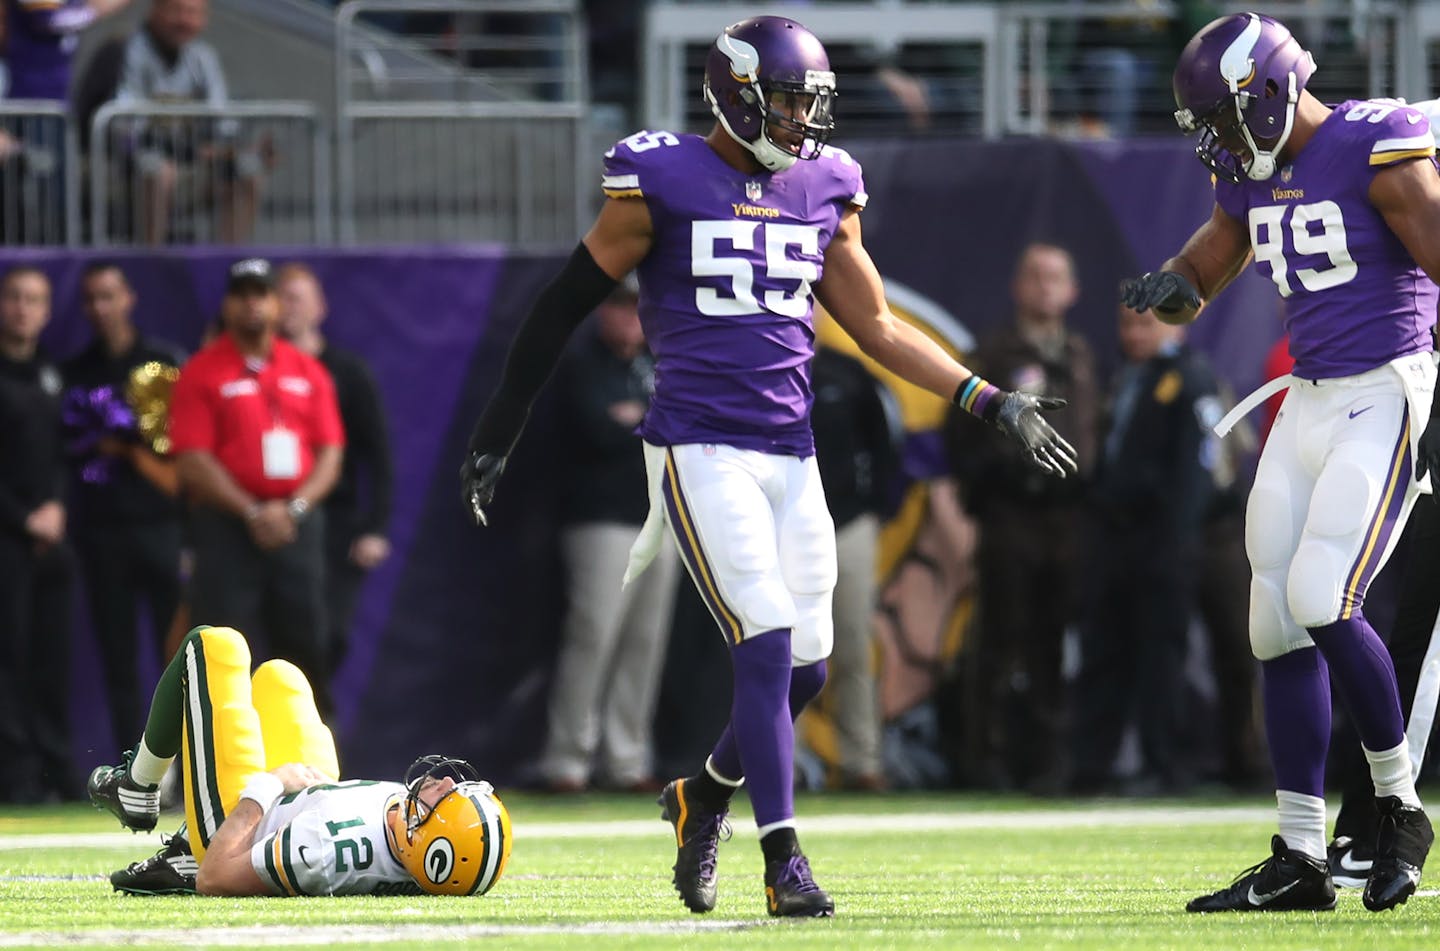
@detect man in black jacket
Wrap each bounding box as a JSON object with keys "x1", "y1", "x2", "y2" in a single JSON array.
[
  {"x1": 276, "y1": 262, "x2": 393, "y2": 680},
  {"x1": 810, "y1": 342, "x2": 901, "y2": 789},
  {"x1": 63, "y1": 261, "x2": 186, "y2": 748},
  {"x1": 1070, "y1": 302, "x2": 1220, "y2": 794},
  {"x1": 0, "y1": 265, "x2": 76, "y2": 802},
  {"x1": 945, "y1": 243, "x2": 1100, "y2": 793},
  {"x1": 539, "y1": 283, "x2": 679, "y2": 792}
]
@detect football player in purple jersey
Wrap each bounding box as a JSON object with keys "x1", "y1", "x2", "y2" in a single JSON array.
[
  {"x1": 1122, "y1": 12, "x2": 1440, "y2": 914},
  {"x1": 460, "y1": 15, "x2": 1075, "y2": 919}
]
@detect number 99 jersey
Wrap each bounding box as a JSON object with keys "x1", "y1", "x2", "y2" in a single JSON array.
[
  {"x1": 602, "y1": 130, "x2": 868, "y2": 457},
  {"x1": 249, "y1": 780, "x2": 420, "y2": 896},
  {"x1": 1215, "y1": 98, "x2": 1438, "y2": 381}
]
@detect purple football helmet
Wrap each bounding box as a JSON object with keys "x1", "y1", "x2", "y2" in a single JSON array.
[
  {"x1": 703, "y1": 16, "x2": 836, "y2": 172},
  {"x1": 1172, "y1": 12, "x2": 1316, "y2": 183}
]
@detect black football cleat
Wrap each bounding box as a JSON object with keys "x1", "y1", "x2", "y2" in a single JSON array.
[
  {"x1": 1327, "y1": 835, "x2": 1374, "y2": 889},
  {"x1": 764, "y1": 852, "x2": 834, "y2": 917},
  {"x1": 658, "y1": 779, "x2": 730, "y2": 913},
  {"x1": 88, "y1": 750, "x2": 160, "y2": 833},
  {"x1": 1364, "y1": 796, "x2": 1433, "y2": 912},
  {"x1": 111, "y1": 831, "x2": 198, "y2": 896},
  {"x1": 1186, "y1": 835, "x2": 1336, "y2": 913}
]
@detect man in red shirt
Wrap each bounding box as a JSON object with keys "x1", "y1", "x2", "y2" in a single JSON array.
[{"x1": 168, "y1": 258, "x2": 344, "y2": 716}]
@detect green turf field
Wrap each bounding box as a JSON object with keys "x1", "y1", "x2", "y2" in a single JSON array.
[{"x1": 2, "y1": 792, "x2": 1437, "y2": 949}]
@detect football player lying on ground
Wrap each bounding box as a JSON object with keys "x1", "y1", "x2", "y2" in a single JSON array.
[{"x1": 88, "y1": 624, "x2": 511, "y2": 896}]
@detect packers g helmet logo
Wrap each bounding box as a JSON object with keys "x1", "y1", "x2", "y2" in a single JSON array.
[{"x1": 424, "y1": 837, "x2": 456, "y2": 884}]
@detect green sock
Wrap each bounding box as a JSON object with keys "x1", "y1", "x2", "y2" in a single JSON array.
[{"x1": 139, "y1": 628, "x2": 202, "y2": 760}]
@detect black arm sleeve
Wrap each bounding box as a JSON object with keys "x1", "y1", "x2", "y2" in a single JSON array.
[
  {"x1": 467, "y1": 242, "x2": 619, "y2": 454},
  {"x1": 351, "y1": 361, "x2": 395, "y2": 536}
]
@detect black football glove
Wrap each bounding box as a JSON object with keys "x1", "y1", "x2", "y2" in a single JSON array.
[
  {"x1": 459, "y1": 451, "x2": 507, "y2": 527},
  {"x1": 994, "y1": 392, "x2": 1079, "y2": 478},
  {"x1": 1120, "y1": 271, "x2": 1201, "y2": 315},
  {"x1": 1417, "y1": 415, "x2": 1440, "y2": 484}
]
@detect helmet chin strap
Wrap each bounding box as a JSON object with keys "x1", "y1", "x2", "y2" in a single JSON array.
[
  {"x1": 1241, "y1": 71, "x2": 1300, "y2": 182},
  {"x1": 705, "y1": 84, "x2": 798, "y2": 172}
]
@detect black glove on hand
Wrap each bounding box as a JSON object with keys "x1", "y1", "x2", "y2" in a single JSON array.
[
  {"x1": 460, "y1": 451, "x2": 508, "y2": 527},
  {"x1": 994, "y1": 392, "x2": 1079, "y2": 478},
  {"x1": 1120, "y1": 271, "x2": 1202, "y2": 315},
  {"x1": 1417, "y1": 414, "x2": 1440, "y2": 484}
]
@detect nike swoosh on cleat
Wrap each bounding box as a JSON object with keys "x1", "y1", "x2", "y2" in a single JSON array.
[
  {"x1": 1337, "y1": 852, "x2": 1373, "y2": 874},
  {"x1": 1248, "y1": 879, "x2": 1301, "y2": 905},
  {"x1": 1348, "y1": 405, "x2": 1374, "y2": 419}
]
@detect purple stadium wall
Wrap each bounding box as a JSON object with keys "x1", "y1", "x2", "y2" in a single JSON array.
[{"x1": 0, "y1": 136, "x2": 1284, "y2": 786}]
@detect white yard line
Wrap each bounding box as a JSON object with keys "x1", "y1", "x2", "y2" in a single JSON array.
[
  {"x1": 0, "y1": 921, "x2": 767, "y2": 947},
  {"x1": 0, "y1": 805, "x2": 1277, "y2": 852}
]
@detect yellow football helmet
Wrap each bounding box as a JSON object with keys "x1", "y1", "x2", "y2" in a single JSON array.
[{"x1": 385, "y1": 755, "x2": 512, "y2": 896}]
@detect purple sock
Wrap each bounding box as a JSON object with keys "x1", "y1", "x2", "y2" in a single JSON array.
[
  {"x1": 710, "y1": 659, "x2": 827, "y2": 782},
  {"x1": 1262, "y1": 647, "x2": 1330, "y2": 797},
  {"x1": 1308, "y1": 613, "x2": 1406, "y2": 752},
  {"x1": 728, "y1": 629, "x2": 795, "y2": 828}
]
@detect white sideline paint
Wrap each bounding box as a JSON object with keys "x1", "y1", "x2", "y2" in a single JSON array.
[{"x1": 0, "y1": 805, "x2": 1277, "y2": 852}]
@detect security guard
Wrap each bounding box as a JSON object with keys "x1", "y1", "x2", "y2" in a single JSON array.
[
  {"x1": 945, "y1": 243, "x2": 1100, "y2": 792},
  {"x1": 168, "y1": 258, "x2": 344, "y2": 717},
  {"x1": 1070, "y1": 302, "x2": 1220, "y2": 794}
]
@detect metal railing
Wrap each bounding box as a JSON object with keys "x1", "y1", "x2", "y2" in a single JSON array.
[
  {"x1": 335, "y1": 0, "x2": 588, "y2": 246},
  {"x1": 641, "y1": 1, "x2": 1422, "y2": 140},
  {"x1": 0, "y1": 102, "x2": 80, "y2": 247},
  {"x1": 642, "y1": 2, "x2": 1002, "y2": 139},
  {"x1": 88, "y1": 100, "x2": 329, "y2": 247}
]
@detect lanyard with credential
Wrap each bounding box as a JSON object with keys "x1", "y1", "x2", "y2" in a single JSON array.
[{"x1": 249, "y1": 357, "x2": 301, "y2": 481}]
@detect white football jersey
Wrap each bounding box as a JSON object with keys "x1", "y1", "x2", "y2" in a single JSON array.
[{"x1": 248, "y1": 780, "x2": 420, "y2": 896}]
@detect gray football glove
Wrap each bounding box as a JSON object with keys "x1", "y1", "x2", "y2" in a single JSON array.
[
  {"x1": 994, "y1": 393, "x2": 1078, "y2": 478},
  {"x1": 460, "y1": 451, "x2": 507, "y2": 527}
]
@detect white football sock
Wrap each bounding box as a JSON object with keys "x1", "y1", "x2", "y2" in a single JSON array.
[
  {"x1": 1276, "y1": 789, "x2": 1327, "y2": 861},
  {"x1": 1365, "y1": 741, "x2": 1422, "y2": 808},
  {"x1": 130, "y1": 737, "x2": 173, "y2": 789}
]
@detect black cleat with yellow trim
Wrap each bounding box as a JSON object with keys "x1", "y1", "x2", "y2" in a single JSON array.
[
  {"x1": 764, "y1": 852, "x2": 834, "y2": 917},
  {"x1": 658, "y1": 778, "x2": 730, "y2": 913}
]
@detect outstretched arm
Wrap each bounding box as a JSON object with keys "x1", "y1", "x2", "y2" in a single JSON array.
[
  {"x1": 1122, "y1": 203, "x2": 1253, "y2": 325},
  {"x1": 815, "y1": 210, "x2": 1076, "y2": 477}
]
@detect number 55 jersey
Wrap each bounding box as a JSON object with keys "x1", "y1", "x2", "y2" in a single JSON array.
[
  {"x1": 1215, "y1": 99, "x2": 1438, "y2": 380},
  {"x1": 249, "y1": 780, "x2": 420, "y2": 896},
  {"x1": 602, "y1": 130, "x2": 868, "y2": 457}
]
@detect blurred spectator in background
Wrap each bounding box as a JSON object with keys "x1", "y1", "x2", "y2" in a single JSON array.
[
  {"x1": 1195, "y1": 380, "x2": 1266, "y2": 791},
  {"x1": 0, "y1": 0, "x2": 129, "y2": 242},
  {"x1": 1069, "y1": 303, "x2": 1219, "y2": 795},
  {"x1": 0, "y1": 265, "x2": 76, "y2": 802},
  {"x1": 3, "y1": 0, "x2": 132, "y2": 101},
  {"x1": 112, "y1": 0, "x2": 267, "y2": 244},
  {"x1": 945, "y1": 242, "x2": 1099, "y2": 793},
  {"x1": 1259, "y1": 333, "x2": 1293, "y2": 445},
  {"x1": 275, "y1": 261, "x2": 393, "y2": 681},
  {"x1": 61, "y1": 261, "x2": 185, "y2": 749},
  {"x1": 810, "y1": 340, "x2": 902, "y2": 790},
  {"x1": 168, "y1": 258, "x2": 343, "y2": 718},
  {"x1": 539, "y1": 282, "x2": 678, "y2": 793}
]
